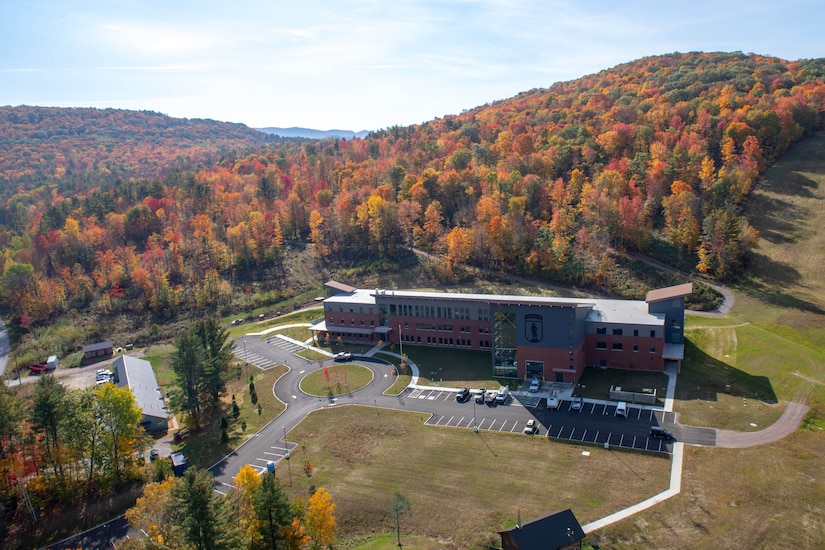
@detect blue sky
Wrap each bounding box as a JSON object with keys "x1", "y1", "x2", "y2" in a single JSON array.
[{"x1": 1, "y1": 1, "x2": 823, "y2": 131}]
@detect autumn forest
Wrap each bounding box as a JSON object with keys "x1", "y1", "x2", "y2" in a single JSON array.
[{"x1": 1, "y1": 51, "x2": 824, "y2": 364}]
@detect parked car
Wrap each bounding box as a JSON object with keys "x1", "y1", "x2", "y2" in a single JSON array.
[
  {"x1": 333, "y1": 352, "x2": 352, "y2": 362},
  {"x1": 570, "y1": 395, "x2": 584, "y2": 411},
  {"x1": 528, "y1": 378, "x2": 541, "y2": 393},
  {"x1": 650, "y1": 426, "x2": 673, "y2": 439},
  {"x1": 29, "y1": 363, "x2": 52, "y2": 374},
  {"x1": 616, "y1": 401, "x2": 628, "y2": 417},
  {"x1": 523, "y1": 419, "x2": 539, "y2": 435},
  {"x1": 149, "y1": 449, "x2": 159, "y2": 461},
  {"x1": 484, "y1": 390, "x2": 497, "y2": 405},
  {"x1": 546, "y1": 397, "x2": 561, "y2": 410},
  {"x1": 455, "y1": 387, "x2": 471, "y2": 402},
  {"x1": 475, "y1": 388, "x2": 487, "y2": 404},
  {"x1": 495, "y1": 386, "x2": 509, "y2": 404}
]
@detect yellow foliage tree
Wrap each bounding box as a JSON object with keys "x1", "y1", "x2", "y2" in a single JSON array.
[
  {"x1": 125, "y1": 476, "x2": 179, "y2": 546},
  {"x1": 305, "y1": 487, "x2": 336, "y2": 549},
  {"x1": 234, "y1": 464, "x2": 262, "y2": 548}
]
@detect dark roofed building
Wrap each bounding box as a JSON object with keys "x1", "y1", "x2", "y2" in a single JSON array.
[
  {"x1": 498, "y1": 509, "x2": 586, "y2": 550},
  {"x1": 82, "y1": 340, "x2": 113, "y2": 360}
]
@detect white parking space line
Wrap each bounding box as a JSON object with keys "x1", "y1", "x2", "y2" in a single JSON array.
[
  {"x1": 457, "y1": 416, "x2": 465, "y2": 426},
  {"x1": 264, "y1": 451, "x2": 283, "y2": 457},
  {"x1": 569, "y1": 428, "x2": 575, "y2": 440},
  {"x1": 446, "y1": 416, "x2": 454, "y2": 425},
  {"x1": 590, "y1": 403, "x2": 596, "y2": 414}
]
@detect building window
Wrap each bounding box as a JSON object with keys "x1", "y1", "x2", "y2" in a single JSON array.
[
  {"x1": 633, "y1": 329, "x2": 639, "y2": 336},
  {"x1": 613, "y1": 342, "x2": 623, "y2": 351},
  {"x1": 360, "y1": 320, "x2": 364, "y2": 326},
  {"x1": 599, "y1": 359, "x2": 607, "y2": 367},
  {"x1": 328, "y1": 317, "x2": 333, "y2": 324},
  {"x1": 351, "y1": 319, "x2": 355, "y2": 325},
  {"x1": 633, "y1": 344, "x2": 639, "y2": 352},
  {"x1": 390, "y1": 304, "x2": 397, "y2": 315},
  {"x1": 596, "y1": 341, "x2": 607, "y2": 350},
  {"x1": 596, "y1": 327, "x2": 607, "y2": 335},
  {"x1": 650, "y1": 330, "x2": 656, "y2": 337},
  {"x1": 612, "y1": 328, "x2": 623, "y2": 336},
  {"x1": 650, "y1": 345, "x2": 656, "y2": 353}
]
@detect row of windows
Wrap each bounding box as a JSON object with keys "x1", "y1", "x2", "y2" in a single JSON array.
[
  {"x1": 596, "y1": 342, "x2": 656, "y2": 353},
  {"x1": 389, "y1": 304, "x2": 491, "y2": 320},
  {"x1": 595, "y1": 327, "x2": 657, "y2": 338},
  {"x1": 334, "y1": 306, "x2": 375, "y2": 314},
  {"x1": 423, "y1": 336, "x2": 491, "y2": 347},
  {"x1": 329, "y1": 317, "x2": 375, "y2": 327}
]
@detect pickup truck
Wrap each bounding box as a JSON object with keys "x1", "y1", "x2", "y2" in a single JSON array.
[{"x1": 29, "y1": 363, "x2": 53, "y2": 374}]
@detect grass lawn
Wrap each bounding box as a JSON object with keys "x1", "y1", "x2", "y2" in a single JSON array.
[
  {"x1": 285, "y1": 406, "x2": 671, "y2": 550},
  {"x1": 393, "y1": 344, "x2": 503, "y2": 389},
  {"x1": 299, "y1": 364, "x2": 373, "y2": 396},
  {"x1": 373, "y1": 351, "x2": 412, "y2": 394}
]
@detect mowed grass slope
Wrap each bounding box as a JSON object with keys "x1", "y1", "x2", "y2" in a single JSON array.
[
  {"x1": 286, "y1": 406, "x2": 671, "y2": 549},
  {"x1": 591, "y1": 135, "x2": 825, "y2": 548}
]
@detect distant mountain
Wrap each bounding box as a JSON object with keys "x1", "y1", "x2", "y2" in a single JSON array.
[{"x1": 256, "y1": 126, "x2": 370, "y2": 139}]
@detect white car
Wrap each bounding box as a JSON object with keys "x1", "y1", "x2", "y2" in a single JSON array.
[
  {"x1": 523, "y1": 419, "x2": 539, "y2": 435},
  {"x1": 546, "y1": 397, "x2": 560, "y2": 410},
  {"x1": 528, "y1": 378, "x2": 541, "y2": 393},
  {"x1": 570, "y1": 395, "x2": 584, "y2": 411}
]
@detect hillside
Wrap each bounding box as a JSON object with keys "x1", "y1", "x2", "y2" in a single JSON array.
[
  {"x1": 0, "y1": 52, "x2": 824, "y2": 344},
  {"x1": 0, "y1": 106, "x2": 272, "y2": 186}
]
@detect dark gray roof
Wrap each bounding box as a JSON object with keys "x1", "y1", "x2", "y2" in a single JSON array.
[
  {"x1": 499, "y1": 509, "x2": 585, "y2": 550},
  {"x1": 83, "y1": 341, "x2": 113, "y2": 352}
]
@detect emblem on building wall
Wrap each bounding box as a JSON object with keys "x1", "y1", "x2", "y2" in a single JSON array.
[{"x1": 525, "y1": 313, "x2": 543, "y2": 343}]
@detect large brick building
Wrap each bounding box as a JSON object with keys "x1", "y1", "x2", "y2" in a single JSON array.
[{"x1": 310, "y1": 281, "x2": 691, "y2": 384}]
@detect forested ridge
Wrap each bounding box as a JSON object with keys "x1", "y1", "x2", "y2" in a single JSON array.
[{"x1": 1, "y1": 51, "x2": 824, "y2": 339}]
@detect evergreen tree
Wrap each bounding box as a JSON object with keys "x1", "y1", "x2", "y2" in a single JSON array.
[
  {"x1": 172, "y1": 467, "x2": 240, "y2": 550},
  {"x1": 253, "y1": 471, "x2": 293, "y2": 550},
  {"x1": 30, "y1": 375, "x2": 66, "y2": 476},
  {"x1": 194, "y1": 318, "x2": 233, "y2": 403}
]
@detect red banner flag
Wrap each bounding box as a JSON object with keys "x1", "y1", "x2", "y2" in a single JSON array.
[{"x1": 322, "y1": 366, "x2": 330, "y2": 381}]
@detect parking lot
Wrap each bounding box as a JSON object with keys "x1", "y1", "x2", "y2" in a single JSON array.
[{"x1": 423, "y1": 393, "x2": 677, "y2": 454}]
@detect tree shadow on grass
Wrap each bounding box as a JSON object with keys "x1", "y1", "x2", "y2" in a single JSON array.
[
  {"x1": 739, "y1": 266, "x2": 825, "y2": 316},
  {"x1": 676, "y1": 340, "x2": 777, "y2": 404}
]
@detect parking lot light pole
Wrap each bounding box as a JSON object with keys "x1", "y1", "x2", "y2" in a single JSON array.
[
  {"x1": 398, "y1": 324, "x2": 403, "y2": 357},
  {"x1": 283, "y1": 426, "x2": 292, "y2": 487},
  {"x1": 473, "y1": 398, "x2": 478, "y2": 433}
]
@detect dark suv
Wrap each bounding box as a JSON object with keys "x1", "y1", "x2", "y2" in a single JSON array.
[
  {"x1": 650, "y1": 426, "x2": 673, "y2": 439},
  {"x1": 456, "y1": 387, "x2": 471, "y2": 402}
]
